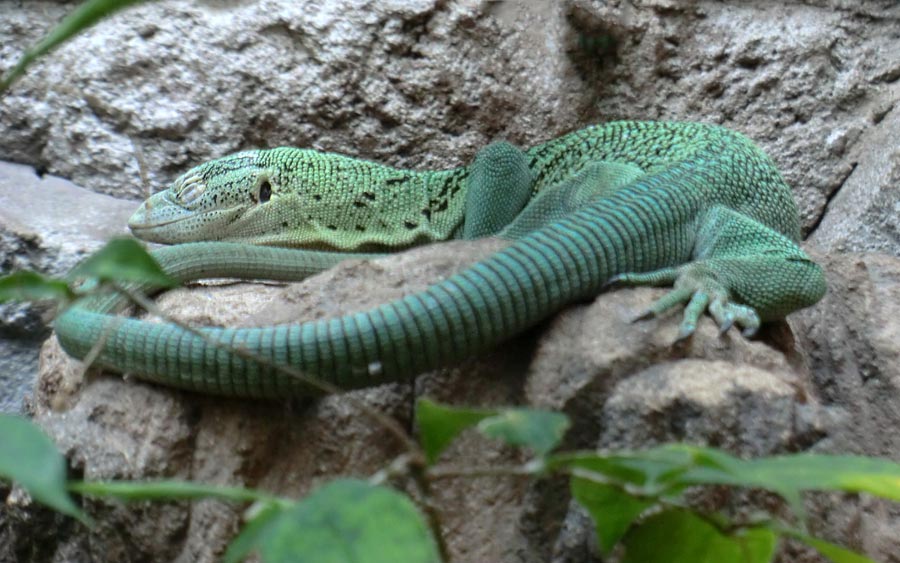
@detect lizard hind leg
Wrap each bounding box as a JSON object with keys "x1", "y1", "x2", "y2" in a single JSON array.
[{"x1": 613, "y1": 205, "x2": 826, "y2": 339}]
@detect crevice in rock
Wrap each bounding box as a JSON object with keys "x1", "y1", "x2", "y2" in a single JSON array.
[{"x1": 804, "y1": 161, "x2": 857, "y2": 239}]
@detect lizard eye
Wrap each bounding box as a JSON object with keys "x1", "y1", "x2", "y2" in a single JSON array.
[
  {"x1": 259, "y1": 179, "x2": 272, "y2": 203},
  {"x1": 176, "y1": 175, "x2": 205, "y2": 205}
]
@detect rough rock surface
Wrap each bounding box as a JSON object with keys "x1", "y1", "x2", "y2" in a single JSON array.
[
  {"x1": 0, "y1": 160, "x2": 135, "y2": 413},
  {"x1": 1, "y1": 0, "x2": 900, "y2": 561}
]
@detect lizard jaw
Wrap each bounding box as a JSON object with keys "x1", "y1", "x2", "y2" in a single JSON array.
[{"x1": 128, "y1": 192, "x2": 244, "y2": 244}]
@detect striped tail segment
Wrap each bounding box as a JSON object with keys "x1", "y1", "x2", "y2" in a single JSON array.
[{"x1": 56, "y1": 189, "x2": 695, "y2": 399}]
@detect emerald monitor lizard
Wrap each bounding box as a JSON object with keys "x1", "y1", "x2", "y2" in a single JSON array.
[{"x1": 55, "y1": 121, "x2": 826, "y2": 398}]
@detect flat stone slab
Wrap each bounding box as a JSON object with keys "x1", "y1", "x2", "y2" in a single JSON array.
[
  {"x1": 0, "y1": 160, "x2": 139, "y2": 413},
  {"x1": 0, "y1": 160, "x2": 138, "y2": 270}
]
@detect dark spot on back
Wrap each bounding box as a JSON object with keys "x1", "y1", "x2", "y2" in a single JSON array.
[
  {"x1": 353, "y1": 201, "x2": 366, "y2": 208},
  {"x1": 421, "y1": 208, "x2": 432, "y2": 220},
  {"x1": 313, "y1": 194, "x2": 322, "y2": 201},
  {"x1": 404, "y1": 221, "x2": 417, "y2": 229},
  {"x1": 362, "y1": 192, "x2": 376, "y2": 200}
]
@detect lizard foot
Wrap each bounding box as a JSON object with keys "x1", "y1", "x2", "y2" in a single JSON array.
[{"x1": 608, "y1": 267, "x2": 761, "y2": 339}]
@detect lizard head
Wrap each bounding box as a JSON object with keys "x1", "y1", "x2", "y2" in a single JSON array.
[
  {"x1": 129, "y1": 147, "x2": 443, "y2": 250},
  {"x1": 128, "y1": 150, "x2": 289, "y2": 244}
]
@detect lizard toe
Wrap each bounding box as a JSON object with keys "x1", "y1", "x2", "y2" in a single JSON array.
[{"x1": 630, "y1": 264, "x2": 763, "y2": 341}]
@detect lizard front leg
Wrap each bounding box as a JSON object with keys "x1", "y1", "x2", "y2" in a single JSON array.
[{"x1": 610, "y1": 205, "x2": 826, "y2": 338}]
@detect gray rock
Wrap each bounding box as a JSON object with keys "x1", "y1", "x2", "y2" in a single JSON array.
[
  {"x1": 0, "y1": 160, "x2": 135, "y2": 412},
  {"x1": 0, "y1": 337, "x2": 41, "y2": 414},
  {"x1": 809, "y1": 100, "x2": 900, "y2": 255},
  {"x1": 789, "y1": 250, "x2": 900, "y2": 561}
]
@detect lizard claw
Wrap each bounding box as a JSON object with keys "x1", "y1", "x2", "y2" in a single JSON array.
[
  {"x1": 627, "y1": 265, "x2": 761, "y2": 340},
  {"x1": 718, "y1": 318, "x2": 735, "y2": 336}
]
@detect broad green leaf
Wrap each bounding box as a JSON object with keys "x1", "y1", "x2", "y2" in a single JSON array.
[
  {"x1": 0, "y1": 270, "x2": 74, "y2": 303},
  {"x1": 478, "y1": 408, "x2": 571, "y2": 456},
  {"x1": 68, "y1": 238, "x2": 175, "y2": 287},
  {"x1": 793, "y1": 534, "x2": 875, "y2": 563},
  {"x1": 1, "y1": 0, "x2": 146, "y2": 90},
  {"x1": 551, "y1": 444, "x2": 724, "y2": 493},
  {"x1": 622, "y1": 509, "x2": 777, "y2": 563},
  {"x1": 557, "y1": 446, "x2": 900, "y2": 510},
  {"x1": 242, "y1": 479, "x2": 441, "y2": 563},
  {"x1": 0, "y1": 414, "x2": 85, "y2": 521},
  {"x1": 416, "y1": 398, "x2": 496, "y2": 464},
  {"x1": 571, "y1": 477, "x2": 653, "y2": 555},
  {"x1": 680, "y1": 453, "x2": 900, "y2": 502},
  {"x1": 224, "y1": 502, "x2": 289, "y2": 563}
]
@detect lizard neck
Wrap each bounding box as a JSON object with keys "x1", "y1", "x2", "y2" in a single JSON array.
[{"x1": 257, "y1": 148, "x2": 470, "y2": 250}]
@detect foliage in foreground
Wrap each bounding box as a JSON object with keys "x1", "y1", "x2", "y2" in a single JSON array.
[
  {"x1": 1, "y1": 397, "x2": 894, "y2": 563},
  {"x1": 1, "y1": 232, "x2": 897, "y2": 563}
]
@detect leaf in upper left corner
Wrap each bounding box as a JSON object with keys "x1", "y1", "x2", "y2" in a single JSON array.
[
  {"x1": 1, "y1": 0, "x2": 146, "y2": 91},
  {"x1": 68, "y1": 237, "x2": 175, "y2": 287},
  {"x1": 0, "y1": 270, "x2": 74, "y2": 303}
]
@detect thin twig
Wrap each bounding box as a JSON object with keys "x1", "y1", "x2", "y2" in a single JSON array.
[{"x1": 129, "y1": 136, "x2": 151, "y2": 198}]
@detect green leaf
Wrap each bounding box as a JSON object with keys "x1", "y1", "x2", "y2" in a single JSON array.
[
  {"x1": 478, "y1": 408, "x2": 571, "y2": 457},
  {"x1": 781, "y1": 529, "x2": 875, "y2": 563},
  {"x1": 243, "y1": 479, "x2": 441, "y2": 563},
  {"x1": 416, "y1": 398, "x2": 496, "y2": 464},
  {"x1": 678, "y1": 452, "x2": 900, "y2": 518},
  {"x1": 551, "y1": 444, "x2": 718, "y2": 493},
  {"x1": 571, "y1": 477, "x2": 653, "y2": 555},
  {"x1": 558, "y1": 446, "x2": 900, "y2": 509},
  {"x1": 224, "y1": 502, "x2": 289, "y2": 563},
  {"x1": 0, "y1": 414, "x2": 85, "y2": 522},
  {"x1": 0, "y1": 271, "x2": 74, "y2": 304},
  {"x1": 622, "y1": 509, "x2": 777, "y2": 563},
  {"x1": 731, "y1": 454, "x2": 900, "y2": 501},
  {"x1": 68, "y1": 238, "x2": 175, "y2": 287},
  {"x1": 1, "y1": 0, "x2": 146, "y2": 91}
]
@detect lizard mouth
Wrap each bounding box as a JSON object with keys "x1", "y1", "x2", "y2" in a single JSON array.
[{"x1": 128, "y1": 194, "x2": 245, "y2": 244}]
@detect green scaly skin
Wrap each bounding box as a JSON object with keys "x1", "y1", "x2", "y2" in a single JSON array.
[{"x1": 56, "y1": 121, "x2": 827, "y2": 398}]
